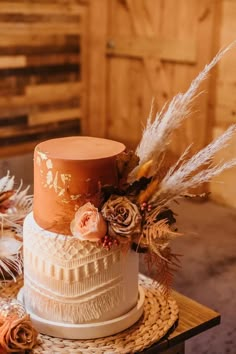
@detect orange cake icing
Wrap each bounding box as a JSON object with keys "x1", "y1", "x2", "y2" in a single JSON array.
[{"x1": 34, "y1": 136, "x2": 125, "y2": 235}]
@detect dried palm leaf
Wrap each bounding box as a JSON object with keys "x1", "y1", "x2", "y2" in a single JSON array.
[
  {"x1": 0, "y1": 176, "x2": 33, "y2": 236},
  {"x1": 144, "y1": 248, "x2": 181, "y2": 297},
  {"x1": 0, "y1": 172, "x2": 14, "y2": 192},
  {"x1": 0, "y1": 173, "x2": 31, "y2": 281},
  {"x1": 0, "y1": 236, "x2": 23, "y2": 281},
  {"x1": 142, "y1": 216, "x2": 181, "y2": 255}
]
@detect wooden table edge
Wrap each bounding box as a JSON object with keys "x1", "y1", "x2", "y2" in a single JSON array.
[{"x1": 138, "y1": 274, "x2": 221, "y2": 352}]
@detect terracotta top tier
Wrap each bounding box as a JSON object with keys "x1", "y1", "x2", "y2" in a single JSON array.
[{"x1": 33, "y1": 136, "x2": 125, "y2": 235}]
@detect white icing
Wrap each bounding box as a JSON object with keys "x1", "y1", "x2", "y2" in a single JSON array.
[{"x1": 23, "y1": 213, "x2": 139, "y2": 324}]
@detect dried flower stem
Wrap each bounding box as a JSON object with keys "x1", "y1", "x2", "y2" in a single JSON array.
[
  {"x1": 129, "y1": 41, "x2": 236, "y2": 181},
  {"x1": 151, "y1": 125, "x2": 236, "y2": 205}
]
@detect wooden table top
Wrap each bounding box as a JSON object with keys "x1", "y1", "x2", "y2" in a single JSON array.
[{"x1": 141, "y1": 278, "x2": 221, "y2": 353}]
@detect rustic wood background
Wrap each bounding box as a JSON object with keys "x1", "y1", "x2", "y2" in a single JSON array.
[
  {"x1": 86, "y1": 0, "x2": 236, "y2": 208},
  {"x1": 87, "y1": 0, "x2": 218, "y2": 155},
  {"x1": 0, "y1": 0, "x2": 87, "y2": 157},
  {"x1": 210, "y1": 0, "x2": 236, "y2": 208},
  {"x1": 0, "y1": 0, "x2": 235, "y2": 208}
]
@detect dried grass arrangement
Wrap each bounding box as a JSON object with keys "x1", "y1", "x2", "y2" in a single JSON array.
[{"x1": 88, "y1": 41, "x2": 236, "y2": 295}]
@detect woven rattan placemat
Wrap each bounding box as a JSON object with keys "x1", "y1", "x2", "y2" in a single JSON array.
[{"x1": 0, "y1": 276, "x2": 179, "y2": 353}]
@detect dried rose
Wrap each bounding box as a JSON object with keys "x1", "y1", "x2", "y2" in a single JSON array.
[
  {"x1": 70, "y1": 202, "x2": 107, "y2": 242},
  {"x1": 0, "y1": 314, "x2": 38, "y2": 353},
  {"x1": 102, "y1": 196, "x2": 141, "y2": 238}
]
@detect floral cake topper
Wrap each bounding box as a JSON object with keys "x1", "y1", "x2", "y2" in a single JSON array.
[{"x1": 70, "y1": 42, "x2": 236, "y2": 295}]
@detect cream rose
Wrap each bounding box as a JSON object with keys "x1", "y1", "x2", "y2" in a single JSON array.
[
  {"x1": 102, "y1": 196, "x2": 141, "y2": 238},
  {"x1": 0, "y1": 315, "x2": 38, "y2": 353},
  {"x1": 70, "y1": 202, "x2": 107, "y2": 241}
]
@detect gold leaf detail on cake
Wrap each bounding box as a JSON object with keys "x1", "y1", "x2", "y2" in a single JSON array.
[
  {"x1": 61, "y1": 198, "x2": 70, "y2": 204},
  {"x1": 60, "y1": 174, "x2": 71, "y2": 185},
  {"x1": 53, "y1": 172, "x2": 59, "y2": 193},
  {"x1": 46, "y1": 171, "x2": 53, "y2": 186},
  {"x1": 58, "y1": 188, "x2": 66, "y2": 197},
  {"x1": 46, "y1": 159, "x2": 53, "y2": 169},
  {"x1": 37, "y1": 150, "x2": 48, "y2": 160},
  {"x1": 70, "y1": 194, "x2": 82, "y2": 201},
  {"x1": 44, "y1": 169, "x2": 72, "y2": 198}
]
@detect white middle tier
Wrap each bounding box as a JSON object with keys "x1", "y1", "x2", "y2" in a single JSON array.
[{"x1": 23, "y1": 212, "x2": 139, "y2": 324}]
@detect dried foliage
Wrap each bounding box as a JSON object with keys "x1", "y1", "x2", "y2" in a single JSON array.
[
  {"x1": 138, "y1": 208, "x2": 181, "y2": 296},
  {"x1": 0, "y1": 172, "x2": 32, "y2": 280},
  {"x1": 0, "y1": 242, "x2": 23, "y2": 282},
  {"x1": 150, "y1": 125, "x2": 236, "y2": 205},
  {"x1": 116, "y1": 151, "x2": 139, "y2": 182},
  {"x1": 144, "y1": 248, "x2": 181, "y2": 297},
  {"x1": 128, "y1": 40, "x2": 236, "y2": 182},
  {"x1": 113, "y1": 42, "x2": 236, "y2": 295},
  {"x1": 0, "y1": 172, "x2": 33, "y2": 236}
]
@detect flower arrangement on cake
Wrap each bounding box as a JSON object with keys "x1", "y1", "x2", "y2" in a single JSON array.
[{"x1": 69, "y1": 41, "x2": 236, "y2": 295}]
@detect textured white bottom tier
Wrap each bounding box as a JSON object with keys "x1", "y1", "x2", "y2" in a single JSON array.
[
  {"x1": 23, "y1": 213, "x2": 139, "y2": 324},
  {"x1": 18, "y1": 286, "x2": 145, "y2": 339}
]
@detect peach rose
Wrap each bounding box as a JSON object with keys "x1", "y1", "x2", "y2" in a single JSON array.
[
  {"x1": 0, "y1": 315, "x2": 38, "y2": 353},
  {"x1": 70, "y1": 202, "x2": 107, "y2": 241}
]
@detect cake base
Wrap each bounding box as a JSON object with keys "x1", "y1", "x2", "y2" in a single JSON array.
[{"x1": 17, "y1": 286, "x2": 145, "y2": 339}]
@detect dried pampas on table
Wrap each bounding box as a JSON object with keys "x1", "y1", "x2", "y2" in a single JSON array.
[{"x1": 0, "y1": 172, "x2": 32, "y2": 281}]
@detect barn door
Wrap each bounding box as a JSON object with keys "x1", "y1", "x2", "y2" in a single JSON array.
[{"x1": 87, "y1": 0, "x2": 219, "y2": 158}]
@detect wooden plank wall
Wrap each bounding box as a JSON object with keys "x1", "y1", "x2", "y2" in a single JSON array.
[
  {"x1": 210, "y1": 0, "x2": 236, "y2": 208},
  {"x1": 0, "y1": 0, "x2": 87, "y2": 157},
  {"x1": 102, "y1": 0, "x2": 217, "y2": 161},
  {"x1": 86, "y1": 0, "x2": 228, "y2": 197}
]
